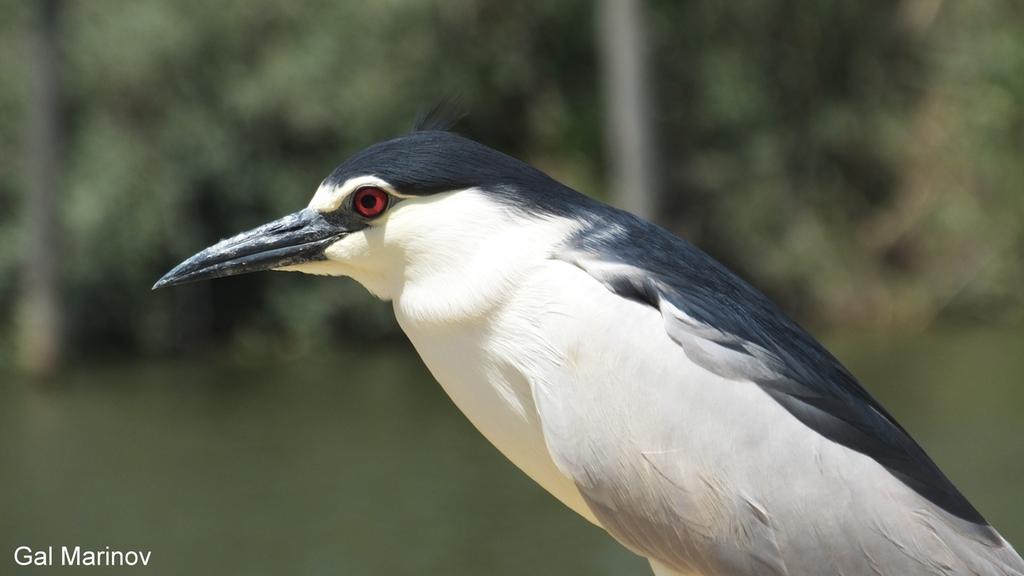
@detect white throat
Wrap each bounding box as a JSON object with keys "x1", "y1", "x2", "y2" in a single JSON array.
[{"x1": 394, "y1": 197, "x2": 579, "y2": 325}]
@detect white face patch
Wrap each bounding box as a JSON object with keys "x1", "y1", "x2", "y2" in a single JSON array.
[
  {"x1": 307, "y1": 175, "x2": 396, "y2": 213},
  {"x1": 283, "y1": 187, "x2": 581, "y2": 313}
]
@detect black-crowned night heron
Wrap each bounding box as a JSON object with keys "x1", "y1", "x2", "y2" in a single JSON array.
[{"x1": 155, "y1": 128, "x2": 1023, "y2": 576}]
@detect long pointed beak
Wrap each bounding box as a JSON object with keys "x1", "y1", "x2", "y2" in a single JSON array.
[{"x1": 153, "y1": 209, "x2": 352, "y2": 289}]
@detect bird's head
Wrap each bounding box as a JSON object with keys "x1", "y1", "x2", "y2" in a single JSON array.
[{"x1": 154, "y1": 131, "x2": 587, "y2": 320}]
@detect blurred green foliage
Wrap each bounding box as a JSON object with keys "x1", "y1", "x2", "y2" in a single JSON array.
[{"x1": 0, "y1": 1, "x2": 1021, "y2": 361}]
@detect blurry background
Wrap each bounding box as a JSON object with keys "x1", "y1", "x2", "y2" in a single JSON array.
[{"x1": 1, "y1": 0, "x2": 1022, "y2": 574}]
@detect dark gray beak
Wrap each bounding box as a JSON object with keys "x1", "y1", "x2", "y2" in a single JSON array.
[{"x1": 153, "y1": 209, "x2": 355, "y2": 289}]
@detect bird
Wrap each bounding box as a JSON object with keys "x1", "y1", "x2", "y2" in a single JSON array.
[{"x1": 154, "y1": 124, "x2": 1023, "y2": 576}]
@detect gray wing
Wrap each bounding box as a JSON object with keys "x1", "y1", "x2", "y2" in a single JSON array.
[
  {"x1": 559, "y1": 210, "x2": 984, "y2": 526},
  {"x1": 551, "y1": 208, "x2": 1024, "y2": 574}
]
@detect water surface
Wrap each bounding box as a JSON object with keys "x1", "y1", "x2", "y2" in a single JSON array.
[{"x1": 2, "y1": 328, "x2": 1022, "y2": 574}]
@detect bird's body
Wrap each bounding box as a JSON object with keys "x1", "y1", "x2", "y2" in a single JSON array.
[
  {"x1": 156, "y1": 129, "x2": 1023, "y2": 575},
  {"x1": 385, "y1": 188, "x2": 1022, "y2": 576}
]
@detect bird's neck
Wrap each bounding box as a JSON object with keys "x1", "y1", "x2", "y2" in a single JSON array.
[{"x1": 392, "y1": 214, "x2": 580, "y2": 327}]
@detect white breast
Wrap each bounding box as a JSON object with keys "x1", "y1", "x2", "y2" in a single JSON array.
[{"x1": 394, "y1": 300, "x2": 600, "y2": 525}]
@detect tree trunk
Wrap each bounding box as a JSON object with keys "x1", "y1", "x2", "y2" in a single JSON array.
[
  {"x1": 20, "y1": 0, "x2": 63, "y2": 379},
  {"x1": 598, "y1": 0, "x2": 657, "y2": 219}
]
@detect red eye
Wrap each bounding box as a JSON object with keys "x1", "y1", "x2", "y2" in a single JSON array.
[{"x1": 353, "y1": 186, "x2": 389, "y2": 218}]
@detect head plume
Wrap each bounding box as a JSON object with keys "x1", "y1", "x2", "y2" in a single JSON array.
[{"x1": 413, "y1": 96, "x2": 466, "y2": 132}]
